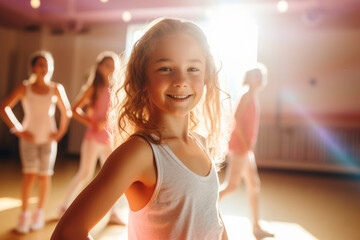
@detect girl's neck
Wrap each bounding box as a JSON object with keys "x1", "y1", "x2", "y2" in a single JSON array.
[
  {"x1": 31, "y1": 77, "x2": 51, "y2": 94},
  {"x1": 152, "y1": 113, "x2": 190, "y2": 141},
  {"x1": 33, "y1": 77, "x2": 47, "y2": 86},
  {"x1": 248, "y1": 87, "x2": 259, "y2": 95},
  {"x1": 163, "y1": 125, "x2": 189, "y2": 141}
]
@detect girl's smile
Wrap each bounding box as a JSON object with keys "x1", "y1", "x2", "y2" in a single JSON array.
[{"x1": 166, "y1": 94, "x2": 193, "y2": 100}]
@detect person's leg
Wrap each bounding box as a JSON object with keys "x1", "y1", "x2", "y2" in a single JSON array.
[
  {"x1": 31, "y1": 141, "x2": 57, "y2": 230},
  {"x1": 61, "y1": 139, "x2": 99, "y2": 210},
  {"x1": 17, "y1": 140, "x2": 37, "y2": 233},
  {"x1": 242, "y1": 151, "x2": 260, "y2": 226},
  {"x1": 19, "y1": 139, "x2": 39, "y2": 211},
  {"x1": 18, "y1": 173, "x2": 36, "y2": 233},
  {"x1": 37, "y1": 141, "x2": 57, "y2": 209},
  {"x1": 219, "y1": 152, "x2": 246, "y2": 200},
  {"x1": 31, "y1": 174, "x2": 50, "y2": 230},
  {"x1": 37, "y1": 175, "x2": 50, "y2": 209},
  {"x1": 21, "y1": 173, "x2": 37, "y2": 211},
  {"x1": 243, "y1": 151, "x2": 274, "y2": 239},
  {"x1": 19, "y1": 173, "x2": 36, "y2": 233}
]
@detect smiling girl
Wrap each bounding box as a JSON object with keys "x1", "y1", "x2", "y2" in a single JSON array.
[{"x1": 51, "y1": 18, "x2": 229, "y2": 240}]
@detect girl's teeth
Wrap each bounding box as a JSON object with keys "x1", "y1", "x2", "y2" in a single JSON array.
[{"x1": 170, "y1": 95, "x2": 188, "y2": 99}]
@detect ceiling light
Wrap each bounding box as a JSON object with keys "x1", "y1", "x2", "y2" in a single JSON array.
[
  {"x1": 100, "y1": 0, "x2": 109, "y2": 3},
  {"x1": 30, "y1": 0, "x2": 40, "y2": 9},
  {"x1": 122, "y1": 11, "x2": 132, "y2": 22},
  {"x1": 277, "y1": 0, "x2": 288, "y2": 13}
]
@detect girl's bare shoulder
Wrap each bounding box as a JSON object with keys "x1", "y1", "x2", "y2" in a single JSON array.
[
  {"x1": 107, "y1": 135, "x2": 154, "y2": 175},
  {"x1": 241, "y1": 91, "x2": 252, "y2": 101},
  {"x1": 238, "y1": 91, "x2": 253, "y2": 106},
  {"x1": 7, "y1": 82, "x2": 27, "y2": 99},
  {"x1": 119, "y1": 135, "x2": 153, "y2": 155},
  {"x1": 53, "y1": 82, "x2": 65, "y2": 93}
]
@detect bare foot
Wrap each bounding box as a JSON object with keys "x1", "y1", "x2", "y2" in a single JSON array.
[{"x1": 253, "y1": 225, "x2": 274, "y2": 239}]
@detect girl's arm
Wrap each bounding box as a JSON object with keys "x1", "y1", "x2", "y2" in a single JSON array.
[
  {"x1": 51, "y1": 136, "x2": 156, "y2": 240},
  {"x1": 50, "y1": 83, "x2": 72, "y2": 142},
  {"x1": 0, "y1": 84, "x2": 25, "y2": 131},
  {"x1": 71, "y1": 86, "x2": 95, "y2": 128},
  {"x1": 0, "y1": 84, "x2": 34, "y2": 141}
]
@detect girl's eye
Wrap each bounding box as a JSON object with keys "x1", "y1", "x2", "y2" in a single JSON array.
[
  {"x1": 158, "y1": 67, "x2": 171, "y2": 72},
  {"x1": 36, "y1": 63, "x2": 47, "y2": 68},
  {"x1": 188, "y1": 67, "x2": 199, "y2": 72}
]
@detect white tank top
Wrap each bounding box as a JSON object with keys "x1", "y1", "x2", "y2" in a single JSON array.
[
  {"x1": 128, "y1": 133, "x2": 224, "y2": 240},
  {"x1": 21, "y1": 81, "x2": 57, "y2": 144}
]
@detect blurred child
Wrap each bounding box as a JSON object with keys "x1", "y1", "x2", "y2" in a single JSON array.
[
  {"x1": 0, "y1": 50, "x2": 71, "y2": 234},
  {"x1": 219, "y1": 64, "x2": 274, "y2": 239},
  {"x1": 58, "y1": 51, "x2": 125, "y2": 225}
]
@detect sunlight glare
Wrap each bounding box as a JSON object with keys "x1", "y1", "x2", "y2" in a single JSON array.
[
  {"x1": 204, "y1": 5, "x2": 258, "y2": 100},
  {"x1": 282, "y1": 89, "x2": 356, "y2": 168},
  {"x1": 223, "y1": 215, "x2": 319, "y2": 240},
  {"x1": 0, "y1": 197, "x2": 38, "y2": 212}
]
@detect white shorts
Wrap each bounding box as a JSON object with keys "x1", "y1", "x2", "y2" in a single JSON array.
[{"x1": 19, "y1": 139, "x2": 57, "y2": 176}]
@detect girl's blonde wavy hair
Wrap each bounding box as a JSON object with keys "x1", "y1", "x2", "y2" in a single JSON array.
[{"x1": 108, "y1": 18, "x2": 230, "y2": 164}]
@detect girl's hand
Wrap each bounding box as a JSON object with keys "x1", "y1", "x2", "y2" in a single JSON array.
[
  {"x1": 90, "y1": 120, "x2": 106, "y2": 132},
  {"x1": 49, "y1": 132, "x2": 61, "y2": 142},
  {"x1": 243, "y1": 142, "x2": 252, "y2": 154},
  {"x1": 237, "y1": 146, "x2": 252, "y2": 156},
  {"x1": 95, "y1": 120, "x2": 107, "y2": 132},
  {"x1": 15, "y1": 130, "x2": 35, "y2": 142}
]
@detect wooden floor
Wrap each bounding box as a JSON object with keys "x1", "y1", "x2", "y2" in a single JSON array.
[{"x1": 0, "y1": 156, "x2": 359, "y2": 240}]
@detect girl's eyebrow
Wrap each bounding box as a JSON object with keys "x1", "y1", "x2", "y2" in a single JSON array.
[
  {"x1": 189, "y1": 59, "x2": 204, "y2": 64},
  {"x1": 154, "y1": 58, "x2": 204, "y2": 64},
  {"x1": 155, "y1": 58, "x2": 170, "y2": 63}
]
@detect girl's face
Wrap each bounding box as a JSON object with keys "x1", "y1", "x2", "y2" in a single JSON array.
[
  {"x1": 98, "y1": 58, "x2": 115, "y2": 83},
  {"x1": 145, "y1": 33, "x2": 206, "y2": 117},
  {"x1": 32, "y1": 57, "x2": 48, "y2": 78},
  {"x1": 248, "y1": 71, "x2": 263, "y2": 90}
]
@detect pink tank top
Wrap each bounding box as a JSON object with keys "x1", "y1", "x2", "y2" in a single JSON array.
[
  {"x1": 83, "y1": 86, "x2": 110, "y2": 145},
  {"x1": 228, "y1": 95, "x2": 259, "y2": 154},
  {"x1": 21, "y1": 81, "x2": 57, "y2": 144}
]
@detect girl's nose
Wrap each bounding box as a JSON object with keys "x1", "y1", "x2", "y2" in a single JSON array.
[{"x1": 172, "y1": 71, "x2": 188, "y2": 87}]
